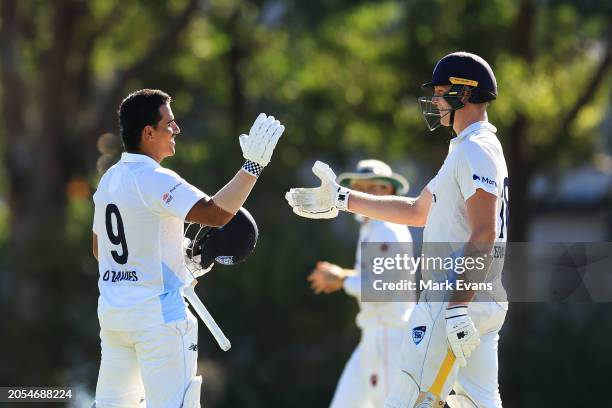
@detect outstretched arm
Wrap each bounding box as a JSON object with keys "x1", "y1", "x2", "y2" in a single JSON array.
[
  {"x1": 186, "y1": 171, "x2": 256, "y2": 227},
  {"x1": 348, "y1": 187, "x2": 432, "y2": 227},
  {"x1": 187, "y1": 113, "x2": 284, "y2": 227},
  {"x1": 286, "y1": 161, "x2": 432, "y2": 227},
  {"x1": 307, "y1": 261, "x2": 355, "y2": 294}
]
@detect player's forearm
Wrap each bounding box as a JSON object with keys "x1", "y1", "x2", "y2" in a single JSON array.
[
  {"x1": 186, "y1": 197, "x2": 233, "y2": 227},
  {"x1": 448, "y1": 228, "x2": 495, "y2": 306},
  {"x1": 205, "y1": 112, "x2": 282, "y2": 219},
  {"x1": 186, "y1": 168, "x2": 256, "y2": 227},
  {"x1": 348, "y1": 192, "x2": 424, "y2": 226},
  {"x1": 340, "y1": 268, "x2": 356, "y2": 277},
  {"x1": 211, "y1": 168, "x2": 257, "y2": 216}
]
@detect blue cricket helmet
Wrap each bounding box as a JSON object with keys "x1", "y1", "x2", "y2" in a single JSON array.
[
  {"x1": 185, "y1": 207, "x2": 258, "y2": 277},
  {"x1": 418, "y1": 52, "x2": 498, "y2": 131},
  {"x1": 422, "y1": 52, "x2": 497, "y2": 103}
]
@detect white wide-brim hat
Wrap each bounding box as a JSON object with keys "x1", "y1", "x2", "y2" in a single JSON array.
[{"x1": 337, "y1": 159, "x2": 409, "y2": 195}]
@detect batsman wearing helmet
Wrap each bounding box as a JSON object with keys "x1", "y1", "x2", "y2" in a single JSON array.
[
  {"x1": 287, "y1": 52, "x2": 508, "y2": 408},
  {"x1": 91, "y1": 89, "x2": 284, "y2": 407},
  {"x1": 307, "y1": 160, "x2": 416, "y2": 408}
]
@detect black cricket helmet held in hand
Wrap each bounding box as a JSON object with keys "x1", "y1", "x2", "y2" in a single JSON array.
[
  {"x1": 184, "y1": 207, "x2": 258, "y2": 277},
  {"x1": 419, "y1": 51, "x2": 497, "y2": 131}
]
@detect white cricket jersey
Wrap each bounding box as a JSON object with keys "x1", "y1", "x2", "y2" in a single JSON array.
[
  {"x1": 423, "y1": 121, "x2": 508, "y2": 302},
  {"x1": 344, "y1": 219, "x2": 415, "y2": 328},
  {"x1": 93, "y1": 153, "x2": 207, "y2": 331}
]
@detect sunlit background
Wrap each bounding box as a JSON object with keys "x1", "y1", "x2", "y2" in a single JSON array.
[{"x1": 0, "y1": 0, "x2": 611, "y2": 406}]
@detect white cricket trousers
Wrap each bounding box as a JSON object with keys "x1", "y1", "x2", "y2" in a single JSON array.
[
  {"x1": 330, "y1": 325, "x2": 406, "y2": 408},
  {"x1": 94, "y1": 311, "x2": 198, "y2": 408},
  {"x1": 385, "y1": 301, "x2": 506, "y2": 408}
]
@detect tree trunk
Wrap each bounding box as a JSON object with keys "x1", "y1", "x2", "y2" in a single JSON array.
[
  {"x1": 507, "y1": 115, "x2": 533, "y2": 242},
  {"x1": 507, "y1": 0, "x2": 535, "y2": 242},
  {"x1": 502, "y1": 2, "x2": 537, "y2": 406}
]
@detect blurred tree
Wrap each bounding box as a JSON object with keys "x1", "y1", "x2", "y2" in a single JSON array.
[
  {"x1": 503, "y1": 0, "x2": 612, "y2": 241},
  {"x1": 0, "y1": 0, "x2": 200, "y2": 384},
  {"x1": 0, "y1": 0, "x2": 610, "y2": 406}
]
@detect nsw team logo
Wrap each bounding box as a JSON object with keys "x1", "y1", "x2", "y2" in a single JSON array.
[
  {"x1": 412, "y1": 326, "x2": 426, "y2": 345},
  {"x1": 215, "y1": 255, "x2": 234, "y2": 265}
]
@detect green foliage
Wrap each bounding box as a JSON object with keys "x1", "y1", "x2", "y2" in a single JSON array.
[{"x1": 0, "y1": 0, "x2": 610, "y2": 406}]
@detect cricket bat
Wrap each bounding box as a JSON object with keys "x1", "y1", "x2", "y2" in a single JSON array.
[
  {"x1": 184, "y1": 283, "x2": 231, "y2": 351},
  {"x1": 414, "y1": 350, "x2": 456, "y2": 407}
]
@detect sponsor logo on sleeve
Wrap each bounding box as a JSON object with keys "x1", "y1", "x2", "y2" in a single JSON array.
[
  {"x1": 162, "y1": 192, "x2": 173, "y2": 205},
  {"x1": 162, "y1": 183, "x2": 183, "y2": 205},
  {"x1": 412, "y1": 325, "x2": 426, "y2": 345},
  {"x1": 473, "y1": 173, "x2": 497, "y2": 187}
]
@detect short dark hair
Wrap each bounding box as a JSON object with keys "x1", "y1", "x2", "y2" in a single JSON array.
[{"x1": 118, "y1": 89, "x2": 172, "y2": 152}]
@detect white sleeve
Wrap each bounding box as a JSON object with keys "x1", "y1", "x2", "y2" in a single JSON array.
[
  {"x1": 425, "y1": 173, "x2": 439, "y2": 194},
  {"x1": 138, "y1": 168, "x2": 207, "y2": 220},
  {"x1": 343, "y1": 275, "x2": 361, "y2": 298},
  {"x1": 455, "y1": 142, "x2": 499, "y2": 201},
  {"x1": 92, "y1": 191, "x2": 103, "y2": 234}
]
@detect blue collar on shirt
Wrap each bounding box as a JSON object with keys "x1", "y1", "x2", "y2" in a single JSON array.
[{"x1": 120, "y1": 152, "x2": 160, "y2": 167}]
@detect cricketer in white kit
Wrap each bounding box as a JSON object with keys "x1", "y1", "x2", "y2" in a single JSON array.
[
  {"x1": 286, "y1": 52, "x2": 508, "y2": 408},
  {"x1": 92, "y1": 89, "x2": 284, "y2": 408},
  {"x1": 307, "y1": 160, "x2": 416, "y2": 408}
]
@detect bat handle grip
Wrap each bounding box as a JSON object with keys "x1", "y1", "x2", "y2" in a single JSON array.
[{"x1": 184, "y1": 284, "x2": 232, "y2": 351}]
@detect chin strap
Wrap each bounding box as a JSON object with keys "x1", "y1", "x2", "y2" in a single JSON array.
[{"x1": 445, "y1": 84, "x2": 468, "y2": 136}]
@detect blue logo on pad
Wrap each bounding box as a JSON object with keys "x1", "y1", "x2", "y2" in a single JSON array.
[{"x1": 412, "y1": 326, "x2": 426, "y2": 345}]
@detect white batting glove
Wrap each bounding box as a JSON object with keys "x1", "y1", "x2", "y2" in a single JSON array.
[
  {"x1": 239, "y1": 113, "x2": 285, "y2": 176},
  {"x1": 445, "y1": 305, "x2": 480, "y2": 367},
  {"x1": 285, "y1": 161, "x2": 351, "y2": 219}
]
